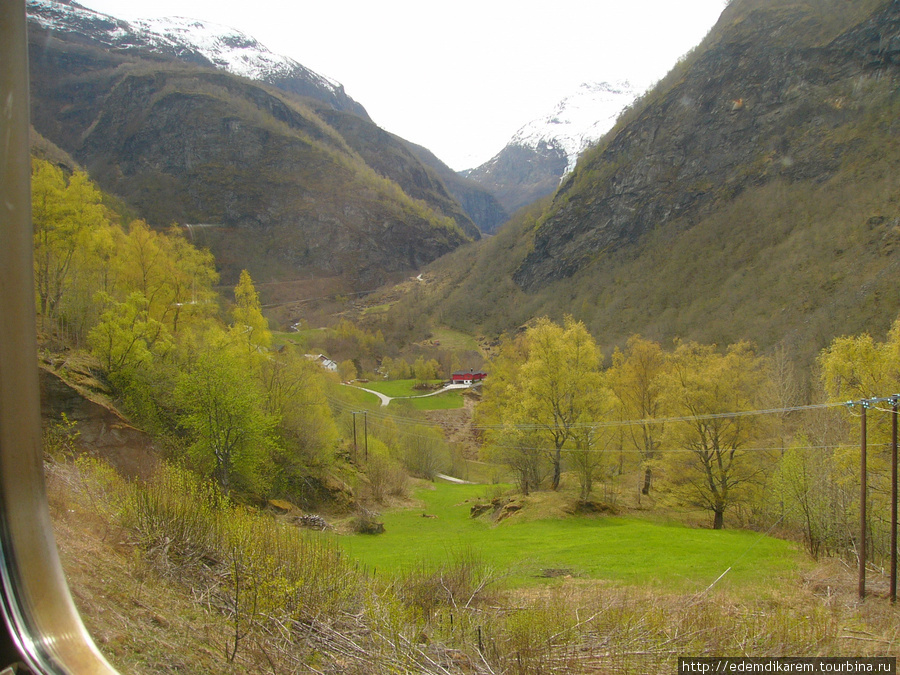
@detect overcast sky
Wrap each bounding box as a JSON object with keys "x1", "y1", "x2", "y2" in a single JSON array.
[{"x1": 78, "y1": 0, "x2": 728, "y2": 170}]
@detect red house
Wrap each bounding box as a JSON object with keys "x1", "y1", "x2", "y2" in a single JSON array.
[{"x1": 451, "y1": 369, "x2": 487, "y2": 385}]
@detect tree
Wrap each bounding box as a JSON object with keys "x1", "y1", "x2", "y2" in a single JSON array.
[
  {"x1": 659, "y1": 341, "x2": 772, "y2": 529},
  {"x1": 257, "y1": 352, "x2": 339, "y2": 497},
  {"x1": 413, "y1": 356, "x2": 441, "y2": 384},
  {"x1": 31, "y1": 159, "x2": 108, "y2": 326},
  {"x1": 88, "y1": 292, "x2": 172, "y2": 377},
  {"x1": 382, "y1": 357, "x2": 411, "y2": 380},
  {"x1": 480, "y1": 317, "x2": 603, "y2": 491},
  {"x1": 116, "y1": 222, "x2": 219, "y2": 334},
  {"x1": 569, "y1": 416, "x2": 613, "y2": 503},
  {"x1": 819, "y1": 316, "x2": 900, "y2": 446},
  {"x1": 817, "y1": 317, "x2": 900, "y2": 559},
  {"x1": 175, "y1": 351, "x2": 276, "y2": 493},
  {"x1": 520, "y1": 317, "x2": 603, "y2": 490},
  {"x1": 607, "y1": 336, "x2": 668, "y2": 495},
  {"x1": 338, "y1": 359, "x2": 357, "y2": 382},
  {"x1": 478, "y1": 332, "x2": 548, "y2": 494},
  {"x1": 259, "y1": 352, "x2": 337, "y2": 455},
  {"x1": 231, "y1": 270, "x2": 271, "y2": 356},
  {"x1": 769, "y1": 437, "x2": 850, "y2": 559}
]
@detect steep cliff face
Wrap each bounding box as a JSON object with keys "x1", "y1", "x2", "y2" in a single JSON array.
[{"x1": 513, "y1": 0, "x2": 900, "y2": 291}]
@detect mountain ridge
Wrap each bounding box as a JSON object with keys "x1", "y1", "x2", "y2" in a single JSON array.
[
  {"x1": 513, "y1": 0, "x2": 898, "y2": 291},
  {"x1": 27, "y1": 0, "x2": 370, "y2": 118},
  {"x1": 26, "y1": 0, "x2": 481, "y2": 292}
]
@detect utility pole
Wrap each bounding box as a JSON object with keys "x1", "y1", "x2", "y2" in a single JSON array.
[
  {"x1": 364, "y1": 411, "x2": 369, "y2": 462},
  {"x1": 351, "y1": 411, "x2": 368, "y2": 463},
  {"x1": 892, "y1": 395, "x2": 898, "y2": 603},
  {"x1": 859, "y1": 401, "x2": 868, "y2": 601},
  {"x1": 352, "y1": 412, "x2": 358, "y2": 463}
]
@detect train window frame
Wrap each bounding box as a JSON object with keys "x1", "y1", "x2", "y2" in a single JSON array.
[{"x1": 0, "y1": 1, "x2": 120, "y2": 673}]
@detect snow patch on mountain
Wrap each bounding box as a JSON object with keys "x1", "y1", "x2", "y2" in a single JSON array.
[
  {"x1": 133, "y1": 17, "x2": 339, "y2": 92},
  {"x1": 510, "y1": 81, "x2": 639, "y2": 174},
  {"x1": 27, "y1": 0, "x2": 338, "y2": 93}
]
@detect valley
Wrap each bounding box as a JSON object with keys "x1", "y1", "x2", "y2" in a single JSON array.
[{"x1": 16, "y1": 0, "x2": 900, "y2": 672}]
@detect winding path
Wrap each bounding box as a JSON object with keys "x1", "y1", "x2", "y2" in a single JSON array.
[{"x1": 343, "y1": 383, "x2": 470, "y2": 407}]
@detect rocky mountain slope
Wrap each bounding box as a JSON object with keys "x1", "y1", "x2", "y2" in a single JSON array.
[
  {"x1": 462, "y1": 82, "x2": 639, "y2": 217},
  {"x1": 25, "y1": 0, "x2": 494, "y2": 288},
  {"x1": 512, "y1": 0, "x2": 897, "y2": 290},
  {"x1": 409, "y1": 0, "x2": 900, "y2": 367},
  {"x1": 404, "y1": 141, "x2": 510, "y2": 235}
]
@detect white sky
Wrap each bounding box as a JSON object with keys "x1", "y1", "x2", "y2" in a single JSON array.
[{"x1": 78, "y1": 0, "x2": 728, "y2": 170}]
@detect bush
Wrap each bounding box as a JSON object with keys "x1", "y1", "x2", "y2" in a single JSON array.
[
  {"x1": 363, "y1": 439, "x2": 408, "y2": 503},
  {"x1": 121, "y1": 462, "x2": 361, "y2": 624}
]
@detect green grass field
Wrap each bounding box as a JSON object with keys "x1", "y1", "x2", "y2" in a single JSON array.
[
  {"x1": 341, "y1": 480, "x2": 799, "y2": 591},
  {"x1": 335, "y1": 383, "x2": 382, "y2": 407},
  {"x1": 351, "y1": 379, "x2": 465, "y2": 410},
  {"x1": 405, "y1": 390, "x2": 464, "y2": 410},
  {"x1": 269, "y1": 330, "x2": 307, "y2": 349},
  {"x1": 358, "y1": 379, "x2": 442, "y2": 398}
]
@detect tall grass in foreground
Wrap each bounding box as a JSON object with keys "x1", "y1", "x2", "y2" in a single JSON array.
[
  {"x1": 58, "y1": 457, "x2": 900, "y2": 674},
  {"x1": 122, "y1": 463, "x2": 360, "y2": 624}
]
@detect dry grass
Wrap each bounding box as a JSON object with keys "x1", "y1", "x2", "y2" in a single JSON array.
[
  {"x1": 46, "y1": 456, "x2": 900, "y2": 675},
  {"x1": 47, "y1": 459, "x2": 266, "y2": 674}
]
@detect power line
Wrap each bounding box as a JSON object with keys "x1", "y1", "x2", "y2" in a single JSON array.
[
  {"x1": 471, "y1": 401, "x2": 850, "y2": 431},
  {"x1": 326, "y1": 388, "x2": 854, "y2": 433}
]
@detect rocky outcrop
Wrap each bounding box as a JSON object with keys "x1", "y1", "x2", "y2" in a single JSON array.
[{"x1": 40, "y1": 365, "x2": 159, "y2": 479}]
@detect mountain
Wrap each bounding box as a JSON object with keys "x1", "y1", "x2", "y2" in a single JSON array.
[
  {"x1": 26, "y1": 0, "x2": 480, "y2": 290},
  {"x1": 512, "y1": 0, "x2": 896, "y2": 291},
  {"x1": 27, "y1": 0, "x2": 369, "y2": 118},
  {"x1": 306, "y1": 103, "x2": 484, "y2": 240},
  {"x1": 462, "y1": 81, "x2": 639, "y2": 216},
  {"x1": 403, "y1": 142, "x2": 510, "y2": 235},
  {"x1": 406, "y1": 0, "x2": 900, "y2": 368}
]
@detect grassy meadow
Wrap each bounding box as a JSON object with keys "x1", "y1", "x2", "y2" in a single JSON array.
[
  {"x1": 343, "y1": 479, "x2": 799, "y2": 590},
  {"x1": 51, "y1": 456, "x2": 900, "y2": 675},
  {"x1": 351, "y1": 378, "x2": 466, "y2": 409}
]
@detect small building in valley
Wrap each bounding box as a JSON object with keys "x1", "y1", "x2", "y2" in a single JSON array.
[
  {"x1": 451, "y1": 369, "x2": 487, "y2": 385},
  {"x1": 306, "y1": 353, "x2": 338, "y2": 372}
]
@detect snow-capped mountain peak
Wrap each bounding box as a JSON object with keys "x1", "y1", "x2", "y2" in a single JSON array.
[
  {"x1": 131, "y1": 16, "x2": 339, "y2": 92},
  {"x1": 26, "y1": 0, "x2": 359, "y2": 113},
  {"x1": 510, "y1": 81, "x2": 640, "y2": 175}
]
